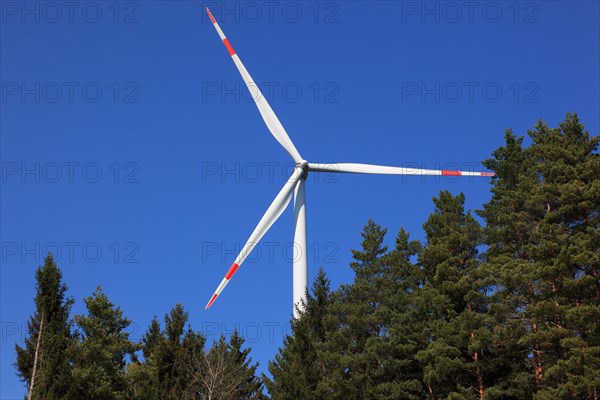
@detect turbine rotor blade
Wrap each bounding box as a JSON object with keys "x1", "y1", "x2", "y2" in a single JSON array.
[
  {"x1": 205, "y1": 167, "x2": 305, "y2": 310},
  {"x1": 205, "y1": 8, "x2": 302, "y2": 164},
  {"x1": 308, "y1": 163, "x2": 494, "y2": 177}
]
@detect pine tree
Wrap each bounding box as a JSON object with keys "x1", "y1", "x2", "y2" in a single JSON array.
[
  {"x1": 416, "y1": 191, "x2": 498, "y2": 399},
  {"x1": 15, "y1": 253, "x2": 74, "y2": 400},
  {"x1": 529, "y1": 114, "x2": 600, "y2": 399},
  {"x1": 477, "y1": 128, "x2": 536, "y2": 398},
  {"x1": 480, "y1": 114, "x2": 600, "y2": 398},
  {"x1": 70, "y1": 286, "x2": 139, "y2": 400}
]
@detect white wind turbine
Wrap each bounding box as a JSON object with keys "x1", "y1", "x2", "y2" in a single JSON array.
[{"x1": 203, "y1": 8, "x2": 494, "y2": 317}]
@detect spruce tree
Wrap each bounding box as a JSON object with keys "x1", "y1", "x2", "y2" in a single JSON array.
[
  {"x1": 142, "y1": 316, "x2": 162, "y2": 360},
  {"x1": 224, "y1": 331, "x2": 264, "y2": 399},
  {"x1": 157, "y1": 304, "x2": 190, "y2": 399},
  {"x1": 126, "y1": 316, "x2": 163, "y2": 400},
  {"x1": 142, "y1": 304, "x2": 206, "y2": 399},
  {"x1": 70, "y1": 286, "x2": 139, "y2": 400},
  {"x1": 15, "y1": 253, "x2": 74, "y2": 400},
  {"x1": 317, "y1": 220, "x2": 390, "y2": 399},
  {"x1": 128, "y1": 311, "x2": 206, "y2": 400},
  {"x1": 375, "y1": 228, "x2": 424, "y2": 399},
  {"x1": 266, "y1": 268, "x2": 334, "y2": 399}
]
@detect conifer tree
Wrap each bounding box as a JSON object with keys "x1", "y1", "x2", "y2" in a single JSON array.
[
  {"x1": 224, "y1": 331, "x2": 264, "y2": 399},
  {"x1": 266, "y1": 268, "x2": 333, "y2": 399},
  {"x1": 142, "y1": 316, "x2": 162, "y2": 360},
  {"x1": 375, "y1": 228, "x2": 424, "y2": 399},
  {"x1": 126, "y1": 316, "x2": 163, "y2": 400},
  {"x1": 477, "y1": 129, "x2": 536, "y2": 398},
  {"x1": 317, "y1": 220, "x2": 391, "y2": 399},
  {"x1": 15, "y1": 254, "x2": 74, "y2": 400},
  {"x1": 156, "y1": 304, "x2": 195, "y2": 399},
  {"x1": 480, "y1": 114, "x2": 600, "y2": 398},
  {"x1": 529, "y1": 114, "x2": 600, "y2": 399},
  {"x1": 128, "y1": 312, "x2": 206, "y2": 400},
  {"x1": 415, "y1": 191, "x2": 489, "y2": 398},
  {"x1": 70, "y1": 286, "x2": 139, "y2": 400}
]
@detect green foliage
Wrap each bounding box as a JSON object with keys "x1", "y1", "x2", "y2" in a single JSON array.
[
  {"x1": 266, "y1": 268, "x2": 334, "y2": 399},
  {"x1": 15, "y1": 267, "x2": 264, "y2": 400},
  {"x1": 129, "y1": 305, "x2": 262, "y2": 400},
  {"x1": 70, "y1": 286, "x2": 140, "y2": 400},
  {"x1": 480, "y1": 113, "x2": 600, "y2": 398},
  {"x1": 15, "y1": 253, "x2": 74, "y2": 400},
  {"x1": 129, "y1": 304, "x2": 206, "y2": 400}
]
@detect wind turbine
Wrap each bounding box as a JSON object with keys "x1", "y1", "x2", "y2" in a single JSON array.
[{"x1": 203, "y1": 8, "x2": 494, "y2": 317}]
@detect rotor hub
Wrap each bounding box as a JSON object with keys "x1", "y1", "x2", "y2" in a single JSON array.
[
  {"x1": 297, "y1": 160, "x2": 309, "y2": 179},
  {"x1": 297, "y1": 160, "x2": 309, "y2": 169}
]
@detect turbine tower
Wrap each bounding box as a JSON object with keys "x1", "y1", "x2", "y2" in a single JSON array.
[{"x1": 203, "y1": 8, "x2": 494, "y2": 318}]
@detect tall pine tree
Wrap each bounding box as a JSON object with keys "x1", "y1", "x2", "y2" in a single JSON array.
[
  {"x1": 416, "y1": 191, "x2": 492, "y2": 399},
  {"x1": 480, "y1": 113, "x2": 600, "y2": 398}
]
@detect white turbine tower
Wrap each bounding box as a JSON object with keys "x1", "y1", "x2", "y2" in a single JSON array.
[{"x1": 203, "y1": 8, "x2": 494, "y2": 317}]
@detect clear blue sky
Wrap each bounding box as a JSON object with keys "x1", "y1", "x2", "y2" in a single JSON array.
[{"x1": 1, "y1": 1, "x2": 598, "y2": 397}]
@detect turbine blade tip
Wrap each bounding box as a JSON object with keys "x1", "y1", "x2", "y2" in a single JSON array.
[
  {"x1": 205, "y1": 293, "x2": 218, "y2": 310},
  {"x1": 206, "y1": 7, "x2": 216, "y2": 23}
]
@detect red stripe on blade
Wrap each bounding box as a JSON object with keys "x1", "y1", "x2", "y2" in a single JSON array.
[
  {"x1": 442, "y1": 170, "x2": 462, "y2": 176},
  {"x1": 206, "y1": 8, "x2": 216, "y2": 24},
  {"x1": 481, "y1": 172, "x2": 495, "y2": 177},
  {"x1": 205, "y1": 293, "x2": 218, "y2": 310},
  {"x1": 223, "y1": 39, "x2": 236, "y2": 56},
  {"x1": 225, "y1": 262, "x2": 240, "y2": 280}
]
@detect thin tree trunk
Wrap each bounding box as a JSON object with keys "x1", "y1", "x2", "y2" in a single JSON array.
[
  {"x1": 593, "y1": 268, "x2": 600, "y2": 301},
  {"x1": 427, "y1": 384, "x2": 435, "y2": 399},
  {"x1": 465, "y1": 301, "x2": 485, "y2": 399},
  {"x1": 28, "y1": 314, "x2": 43, "y2": 400},
  {"x1": 531, "y1": 322, "x2": 543, "y2": 385},
  {"x1": 473, "y1": 348, "x2": 485, "y2": 399},
  {"x1": 474, "y1": 352, "x2": 484, "y2": 399}
]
